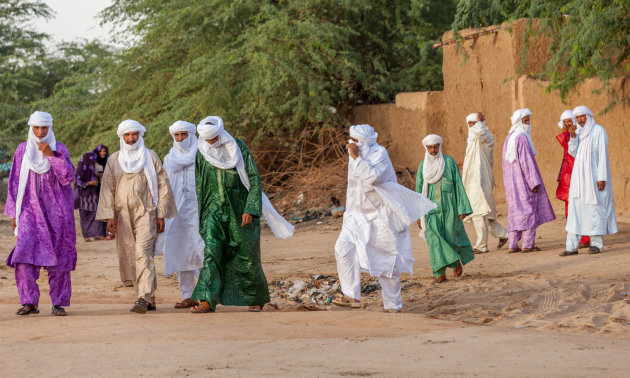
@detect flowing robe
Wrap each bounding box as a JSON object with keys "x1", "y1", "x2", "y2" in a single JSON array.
[
  {"x1": 191, "y1": 139, "x2": 269, "y2": 310},
  {"x1": 462, "y1": 125, "x2": 497, "y2": 219},
  {"x1": 338, "y1": 144, "x2": 418, "y2": 277},
  {"x1": 5, "y1": 142, "x2": 76, "y2": 271},
  {"x1": 155, "y1": 153, "x2": 204, "y2": 275},
  {"x1": 416, "y1": 155, "x2": 474, "y2": 277},
  {"x1": 502, "y1": 133, "x2": 555, "y2": 231},
  {"x1": 75, "y1": 145, "x2": 108, "y2": 238},
  {"x1": 96, "y1": 150, "x2": 177, "y2": 285},
  {"x1": 566, "y1": 125, "x2": 617, "y2": 236},
  {"x1": 555, "y1": 132, "x2": 574, "y2": 202}
]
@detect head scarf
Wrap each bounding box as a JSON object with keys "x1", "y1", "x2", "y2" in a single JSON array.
[
  {"x1": 14, "y1": 111, "x2": 57, "y2": 236},
  {"x1": 349, "y1": 124, "x2": 378, "y2": 158},
  {"x1": 466, "y1": 113, "x2": 478, "y2": 124},
  {"x1": 465, "y1": 112, "x2": 488, "y2": 147},
  {"x1": 505, "y1": 108, "x2": 535, "y2": 163},
  {"x1": 419, "y1": 134, "x2": 444, "y2": 239},
  {"x1": 95, "y1": 144, "x2": 109, "y2": 166},
  {"x1": 570, "y1": 106, "x2": 598, "y2": 204},
  {"x1": 558, "y1": 110, "x2": 575, "y2": 129},
  {"x1": 116, "y1": 119, "x2": 158, "y2": 206},
  {"x1": 196, "y1": 116, "x2": 294, "y2": 239},
  {"x1": 167, "y1": 120, "x2": 197, "y2": 171}
]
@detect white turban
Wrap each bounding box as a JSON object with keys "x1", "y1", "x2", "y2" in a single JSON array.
[
  {"x1": 116, "y1": 119, "x2": 158, "y2": 206},
  {"x1": 419, "y1": 134, "x2": 444, "y2": 239},
  {"x1": 117, "y1": 119, "x2": 146, "y2": 138},
  {"x1": 167, "y1": 120, "x2": 197, "y2": 170},
  {"x1": 466, "y1": 113, "x2": 478, "y2": 124},
  {"x1": 505, "y1": 108, "x2": 536, "y2": 163},
  {"x1": 197, "y1": 116, "x2": 224, "y2": 140},
  {"x1": 573, "y1": 105, "x2": 594, "y2": 117},
  {"x1": 14, "y1": 111, "x2": 57, "y2": 236},
  {"x1": 28, "y1": 111, "x2": 53, "y2": 127},
  {"x1": 349, "y1": 124, "x2": 378, "y2": 145},
  {"x1": 558, "y1": 110, "x2": 575, "y2": 129}
]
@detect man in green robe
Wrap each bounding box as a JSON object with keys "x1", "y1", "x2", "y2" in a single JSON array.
[
  {"x1": 416, "y1": 134, "x2": 474, "y2": 283},
  {"x1": 190, "y1": 116, "x2": 270, "y2": 313}
]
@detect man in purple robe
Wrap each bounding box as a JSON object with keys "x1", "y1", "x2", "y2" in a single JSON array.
[
  {"x1": 502, "y1": 108, "x2": 555, "y2": 253},
  {"x1": 4, "y1": 111, "x2": 76, "y2": 316}
]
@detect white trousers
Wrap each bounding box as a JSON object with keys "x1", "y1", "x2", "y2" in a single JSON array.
[
  {"x1": 471, "y1": 215, "x2": 508, "y2": 252},
  {"x1": 334, "y1": 241, "x2": 403, "y2": 311},
  {"x1": 177, "y1": 270, "x2": 199, "y2": 299},
  {"x1": 566, "y1": 234, "x2": 603, "y2": 251}
]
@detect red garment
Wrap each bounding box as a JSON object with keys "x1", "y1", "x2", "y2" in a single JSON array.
[
  {"x1": 558, "y1": 132, "x2": 590, "y2": 245},
  {"x1": 555, "y1": 131, "x2": 574, "y2": 201}
]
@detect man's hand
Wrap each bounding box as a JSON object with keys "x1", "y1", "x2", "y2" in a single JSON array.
[
  {"x1": 569, "y1": 124, "x2": 577, "y2": 138},
  {"x1": 477, "y1": 112, "x2": 485, "y2": 123},
  {"x1": 532, "y1": 185, "x2": 539, "y2": 193},
  {"x1": 88, "y1": 179, "x2": 99, "y2": 186},
  {"x1": 346, "y1": 142, "x2": 359, "y2": 160},
  {"x1": 107, "y1": 218, "x2": 117, "y2": 234},
  {"x1": 459, "y1": 214, "x2": 467, "y2": 220},
  {"x1": 11, "y1": 218, "x2": 16, "y2": 232},
  {"x1": 156, "y1": 218, "x2": 165, "y2": 233},
  {"x1": 598, "y1": 181, "x2": 606, "y2": 191},
  {"x1": 416, "y1": 219, "x2": 422, "y2": 230},
  {"x1": 241, "y1": 213, "x2": 253, "y2": 227},
  {"x1": 37, "y1": 142, "x2": 55, "y2": 157}
]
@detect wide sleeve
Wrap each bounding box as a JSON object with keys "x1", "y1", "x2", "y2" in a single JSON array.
[
  {"x1": 415, "y1": 161, "x2": 424, "y2": 193},
  {"x1": 4, "y1": 144, "x2": 24, "y2": 218},
  {"x1": 516, "y1": 135, "x2": 543, "y2": 191},
  {"x1": 596, "y1": 128, "x2": 609, "y2": 182},
  {"x1": 241, "y1": 144, "x2": 262, "y2": 217},
  {"x1": 153, "y1": 152, "x2": 177, "y2": 219},
  {"x1": 95, "y1": 154, "x2": 117, "y2": 221},
  {"x1": 450, "y1": 157, "x2": 473, "y2": 216},
  {"x1": 352, "y1": 148, "x2": 390, "y2": 186},
  {"x1": 47, "y1": 144, "x2": 74, "y2": 186},
  {"x1": 556, "y1": 132, "x2": 569, "y2": 150},
  {"x1": 567, "y1": 134, "x2": 579, "y2": 158}
]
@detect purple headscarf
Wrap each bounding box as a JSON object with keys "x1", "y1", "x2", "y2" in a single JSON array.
[{"x1": 74, "y1": 144, "x2": 109, "y2": 211}]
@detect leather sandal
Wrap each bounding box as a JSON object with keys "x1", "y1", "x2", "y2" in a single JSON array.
[
  {"x1": 507, "y1": 248, "x2": 521, "y2": 254},
  {"x1": 453, "y1": 262, "x2": 463, "y2": 277},
  {"x1": 559, "y1": 250, "x2": 578, "y2": 257},
  {"x1": 497, "y1": 238, "x2": 508, "y2": 249},
  {"x1": 434, "y1": 274, "x2": 447, "y2": 283},
  {"x1": 588, "y1": 246, "x2": 601, "y2": 254},
  {"x1": 174, "y1": 298, "x2": 196, "y2": 308},
  {"x1": 191, "y1": 301, "x2": 214, "y2": 313},
  {"x1": 16, "y1": 303, "x2": 39, "y2": 316},
  {"x1": 51, "y1": 305, "x2": 67, "y2": 316}
]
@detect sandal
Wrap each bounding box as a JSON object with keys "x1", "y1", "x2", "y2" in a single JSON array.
[
  {"x1": 331, "y1": 297, "x2": 361, "y2": 308},
  {"x1": 16, "y1": 303, "x2": 39, "y2": 316},
  {"x1": 106, "y1": 232, "x2": 115, "y2": 240},
  {"x1": 51, "y1": 305, "x2": 67, "y2": 316},
  {"x1": 174, "y1": 298, "x2": 196, "y2": 308},
  {"x1": 133, "y1": 298, "x2": 150, "y2": 314},
  {"x1": 191, "y1": 301, "x2": 214, "y2": 313},
  {"x1": 507, "y1": 248, "x2": 521, "y2": 254},
  {"x1": 588, "y1": 246, "x2": 601, "y2": 254},
  {"x1": 129, "y1": 303, "x2": 156, "y2": 312},
  {"x1": 434, "y1": 274, "x2": 447, "y2": 283},
  {"x1": 453, "y1": 262, "x2": 463, "y2": 277},
  {"x1": 559, "y1": 250, "x2": 578, "y2": 257},
  {"x1": 521, "y1": 246, "x2": 541, "y2": 253},
  {"x1": 248, "y1": 305, "x2": 262, "y2": 312}
]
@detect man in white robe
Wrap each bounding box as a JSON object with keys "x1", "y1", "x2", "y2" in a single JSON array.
[
  {"x1": 562, "y1": 106, "x2": 617, "y2": 256},
  {"x1": 155, "y1": 121, "x2": 205, "y2": 308},
  {"x1": 462, "y1": 112, "x2": 508, "y2": 253},
  {"x1": 333, "y1": 124, "x2": 436, "y2": 312}
]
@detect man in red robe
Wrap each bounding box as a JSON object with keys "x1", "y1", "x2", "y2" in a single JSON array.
[{"x1": 556, "y1": 110, "x2": 590, "y2": 248}]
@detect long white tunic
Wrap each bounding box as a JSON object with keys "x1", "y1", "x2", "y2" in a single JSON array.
[
  {"x1": 566, "y1": 124, "x2": 617, "y2": 235},
  {"x1": 337, "y1": 145, "x2": 435, "y2": 277},
  {"x1": 155, "y1": 153, "x2": 205, "y2": 275},
  {"x1": 462, "y1": 123, "x2": 497, "y2": 220}
]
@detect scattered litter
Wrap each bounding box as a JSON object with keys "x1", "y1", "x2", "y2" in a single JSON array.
[{"x1": 332, "y1": 206, "x2": 345, "y2": 218}]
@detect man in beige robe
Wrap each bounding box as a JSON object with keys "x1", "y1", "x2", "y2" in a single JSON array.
[
  {"x1": 96, "y1": 119, "x2": 177, "y2": 313},
  {"x1": 462, "y1": 112, "x2": 508, "y2": 253}
]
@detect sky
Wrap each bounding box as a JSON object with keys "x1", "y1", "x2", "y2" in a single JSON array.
[{"x1": 33, "y1": 0, "x2": 115, "y2": 47}]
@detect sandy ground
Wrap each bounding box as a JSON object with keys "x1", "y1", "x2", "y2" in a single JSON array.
[{"x1": 0, "y1": 203, "x2": 629, "y2": 377}]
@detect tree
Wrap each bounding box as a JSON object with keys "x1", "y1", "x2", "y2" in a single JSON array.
[{"x1": 451, "y1": 0, "x2": 630, "y2": 110}]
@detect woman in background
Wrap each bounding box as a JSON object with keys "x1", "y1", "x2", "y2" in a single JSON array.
[{"x1": 75, "y1": 145, "x2": 110, "y2": 241}]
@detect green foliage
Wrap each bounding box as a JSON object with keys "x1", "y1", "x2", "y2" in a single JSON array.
[{"x1": 452, "y1": 0, "x2": 630, "y2": 110}]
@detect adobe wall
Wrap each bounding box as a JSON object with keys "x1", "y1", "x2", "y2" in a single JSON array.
[{"x1": 351, "y1": 19, "x2": 630, "y2": 216}]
